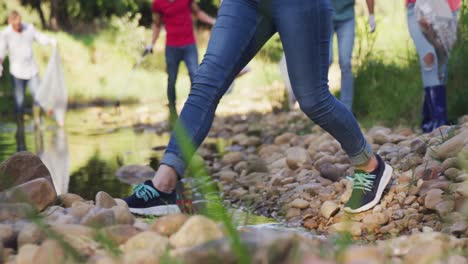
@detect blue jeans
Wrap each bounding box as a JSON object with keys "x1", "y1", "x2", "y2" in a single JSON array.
[
  {"x1": 165, "y1": 44, "x2": 199, "y2": 114},
  {"x1": 161, "y1": 0, "x2": 373, "y2": 177},
  {"x1": 330, "y1": 17, "x2": 355, "y2": 110},
  {"x1": 12, "y1": 74, "x2": 40, "y2": 116},
  {"x1": 407, "y1": 3, "x2": 458, "y2": 87}
]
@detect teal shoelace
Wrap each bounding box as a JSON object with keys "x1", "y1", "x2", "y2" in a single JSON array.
[
  {"x1": 346, "y1": 173, "x2": 376, "y2": 192},
  {"x1": 134, "y1": 184, "x2": 160, "y2": 202}
]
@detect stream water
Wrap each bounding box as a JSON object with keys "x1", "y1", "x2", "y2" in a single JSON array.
[{"x1": 0, "y1": 106, "x2": 326, "y2": 239}]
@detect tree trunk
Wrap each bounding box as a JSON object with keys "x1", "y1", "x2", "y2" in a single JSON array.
[
  {"x1": 49, "y1": 0, "x2": 69, "y2": 31},
  {"x1": 33, "y1": 1, "x2": 47, "y2": 29}
]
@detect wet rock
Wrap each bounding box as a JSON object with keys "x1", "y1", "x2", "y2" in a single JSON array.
[
  {"x1": 68, "y1": 201, "x2": 94, "y2": 220},
  {"x1": 373, "y1": 131, "x2": 391, "y2": 145},
  {"x1": 2, "y1": 178, "x2": 57, "y2": 211},
  {"x1": 0, "y1": 152, "x2": 54, "y2": 192},
  {"x1": 114, "y1": 198, "x2": 128, "y2": 208},
  {"x1": 303, "y1": 218, "x2": 318, "y2": 230},
  {"x1": 441, "y1": 157, "x2": 460, "y2": 172},
  {"x1": 342, "y1": 245, "x2": 385, "y2": 264},
  {"x1": 16, "y1": 244, "x2": 39, "y2": 264},
  {"x1": 102, "y1": 225, "x2": 139, "y2": 245},
  {"x1": 320, "y1": 201, "x2": 339, "y2": 219},
  {"x1": 410, "y1": 138, "x2": 427, "y2": 155},
  {"x1": 444, "y1": 168, "x2": 462, "y2": 181},
  {"x1": 17, "y1": 223, "x2": 45, "y2": 248},
  {"x1": 274, "y1": 132, "x2": 296, "y2": 145},
  {"x1": 0, "y1": 203, "x2": 33, "y2": 221},
  {"x1": 285, "y1": 147, "x2": 309, "y2": 170},
  {"x1": 290, "y1": 198, "x2": 309, "y2": 209},
  {"x1": 318, "y1": 163, "x2": 346, "y2": 182},
  {"x1": 81, "y1": 208, "x2": 116, "y2": 227},
  {"x1": 435, "y1": 200, "x2": 454, "y2": 216},
  {"x1": 57, "y1": 193, "x2": 84, "y2": 208},
  {"x1": 455, "y1": 181, "x2": 468, "y2": 196},
  {"x1": 169, "y1": 215, "x2": 224, "y2": 248},
  {"x1": 222, "y1": 152, "x2": 243, "y2": 165},
  {"x1": 150, "y1": 213, "x2": 189, "y2": 237},
  {"x1": 391, "y1": 209, "x2": 405, "y2": 220},
  {"x1": 116, "y1": 165, "x2": 154, "y2": 185},
  {"x1": 95, "y1": 191, "x2": 117, "y2": 209},
  {"x1": 424, "y1": 189, "x2": 444, "y2": 210},
  {"x1": 286, "y1": 208, "x2": 301, "y2": 219},
  {"x1": 329, "y1": 222, "x2": 362, "y2": 236},
  {"x1": 121, "y1": 231, "x2": 169, "y2": 256},
  {"x1": 112, "y1": 205, "x2": 135, "y2": 225},
  {"x1": 414, "y1": 161, "x2": 442, "y2": 181},
  {"x1": 218, "y1": 170, "x2": 238, "y2": 183},
  {"x1": 258, "y1": 145, "x2": 281, "y2": 159},
  {"x1": 450, "y1": 219, "x2": 468, "y2": 235},
  {"x1": 34, "y1": 239, "x2": 67, "y2": 264},
  {"x1": 247, "y1": 157, "x2": 269, "y2": 173},
  {"x1": 0, "y1": 224, "x2": 15, "y2": 248},
  {"x1": 429, "y1": 130, "x2": 468, "y2": 160}
]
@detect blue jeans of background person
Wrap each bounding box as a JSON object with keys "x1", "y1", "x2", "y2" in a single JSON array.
[
  {"x1": 407, "y1": 3, "x2": 458, "y2": 86},
  {"x1": 329, "y1": 17, "x2": 355, "y2": 110},
  {"x1": 12, "y1": 74, "x2": 40, "y2": 116},
  {"x1": 165, "y1": 44, "x2": 199, "y2": 114},
  {"x1": 161, "y1": 0, "x2": 373, "y2": 177}
]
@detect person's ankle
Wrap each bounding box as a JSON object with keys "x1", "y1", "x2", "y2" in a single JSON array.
[
  {"x1": 152, "y1": 164, "x2": 178, "y2": 193},
  {"x1": 356, "y1": 155, "x2": 379, "y2": 173}
]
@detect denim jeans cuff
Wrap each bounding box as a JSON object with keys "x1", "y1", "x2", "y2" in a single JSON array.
[
  {"x1": 348, "y1": 142, "x2": 374, "y2": 166},
  {"x1": 160, "y1": 153, "x2": 186, "y2": 178}
]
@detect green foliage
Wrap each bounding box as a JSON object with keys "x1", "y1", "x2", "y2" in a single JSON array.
[
  {"x1": 69, "y1": 152, "x2": 133, "y2": 200},
  {"x1": 446, "y1": 2, "x2": 468, "y2": 120},
  {"x1": 258, "y1": 34, "x2": 283, "y2": 63}
]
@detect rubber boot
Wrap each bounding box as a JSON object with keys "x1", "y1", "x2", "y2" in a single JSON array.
[
  {"x1": 421, "y1": 88, "x2": 433, "y2": 133},
  {"x1": 427, "y1": 85, "x2": 448, "y2": 131}
]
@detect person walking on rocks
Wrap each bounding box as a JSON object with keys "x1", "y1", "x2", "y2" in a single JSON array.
[
  {"x1": 329, "y1": 0, "x2": 376, "y2": 110},
  {"x1": 145, "y1": 0, "x2": 216, "y2": 125},
  {"x1": 124, "y1": 0, "x2": 393, "y2": 216},
  {"x1": 406, "y1": 0, "x2": 461, "y2": 133},
  {"x1": 0, "y1": 10, "x2": 57, "y2": 151}
]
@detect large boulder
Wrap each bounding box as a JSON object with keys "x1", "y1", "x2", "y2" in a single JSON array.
[
  {"x1": 0, "y1": 152, "x2": 54, "y2": 191},
  {"x1": 1, "y1": 178, "x2": 57, "y2": 211}
]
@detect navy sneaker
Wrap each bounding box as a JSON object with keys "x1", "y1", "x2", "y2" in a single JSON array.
[
  {"x1": 123, "y1": 180, "x2": 181, "y2": 216},
  {"x1": 344, "y1": 155, "x2": 393, "y2": 213}
]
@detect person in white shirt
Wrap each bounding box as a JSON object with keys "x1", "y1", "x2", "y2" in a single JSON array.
[
  {"x1": 0, "y1": 10, "x2": 56, "y2": 151},
  {"x1": 0, "y1": 11, "x2": 57, "y2": 115}
]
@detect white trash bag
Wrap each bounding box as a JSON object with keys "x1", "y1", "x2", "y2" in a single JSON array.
[
  {"x1": 415, "y1": 0, "x2": 458, "y2": 62},
  {"x1": 35, "y1": 47, "x2": 68, "y2": 126}
]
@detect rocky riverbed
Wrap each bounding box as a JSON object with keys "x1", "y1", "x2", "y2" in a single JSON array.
[{"x1": 0, "y1": 110, "x2": 467, "y2": 263}]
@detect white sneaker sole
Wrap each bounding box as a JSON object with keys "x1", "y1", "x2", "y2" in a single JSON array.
[
  {"x1": 344, "y1": 164, "x2": 393, "y2": 214},
  {"x1": 128, "y1": 205, "x2": 181, "y2": 216}
]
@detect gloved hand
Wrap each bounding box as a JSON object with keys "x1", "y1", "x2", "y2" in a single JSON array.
[
  {"x1": 0, "y1": 64, "x2": 3, "y2": 77},
  {"x1": 368, "y1": 14, "x2": 376, "y2": 33},
  {"x1": 144, "y1": 44, "x2": 154, "y2": 55}
]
